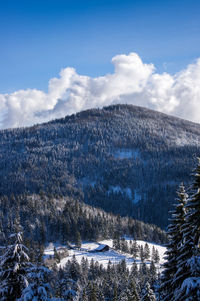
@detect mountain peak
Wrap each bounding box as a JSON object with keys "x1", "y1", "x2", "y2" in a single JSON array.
[{"x1": 0, "y1": 104, "x2": 200, "y2": 228}]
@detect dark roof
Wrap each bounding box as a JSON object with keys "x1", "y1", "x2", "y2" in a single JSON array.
[{"x1": 94, "y1": 244, "x2": 109, "y2": 251}]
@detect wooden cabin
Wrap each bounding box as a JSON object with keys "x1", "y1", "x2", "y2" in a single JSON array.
[{"x1": 91, "y1": 244, "x2": 109, "y2": 252}]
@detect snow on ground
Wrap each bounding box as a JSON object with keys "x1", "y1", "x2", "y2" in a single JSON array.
[
  {"x1": 99, "y1": 239, "x2": 166, "y2": 265},
  {"x1": 44, "y1": 239, "x2": 166, "y2": 271},
  {"x1": 107, "y1": 187, "x2": 144, "y2": 204},
  {"x1": 135, "y1": 240, "x2": 166, "y2": 265},
  {"x1": 114, "y1": 149, "x2": 141, "y2": 160},
  {"x1": 107, "y1": 186, "x2": 132, "y2": 198},
  {"x1": 58, "y1": 247, "x2": 134, "y2": 269}
]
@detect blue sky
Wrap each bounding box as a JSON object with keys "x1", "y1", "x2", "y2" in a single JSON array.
[{"x1": 0, "y1": 0, "x2": 200, "y2": 93}]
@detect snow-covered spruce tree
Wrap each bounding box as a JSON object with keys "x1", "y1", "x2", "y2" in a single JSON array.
[
  {"x1": 128, "y1": 280, "x2": 140, "y2": 301},
  {"x1": 117, "y1": 281, "x2": 140, "y2": 301},
  {"x1": 160, "y1": 183, "x2": 187, "y2": 301},
  {"x1": 60, "y1": 264, "x2": 81, "y2": 300},
  {"x1": 53, "y1": 246, "x2": 61, "y2": 263},
  {"x1": 80, "y1": 287, "x2": 88, "y2": 301},
  {"x1": 19, "y1": 265, "x2": 52, "y2": 301},
  {"x1": 149, "y1": 261, "x2": 157, "y2": 287},
  {"x1": 151, "y1": 247, "x2": 160, "y2": 264},
  {"x1": 68, "y1": 255, "x2": 81, "y2": 282},
  {"x1": 0, "y1": 232, "x2": 30, "y2": 301},
  {"x1": 75, "y1": 231, "x2": 82, "y2": 250},
  {"x1": 117, "y1": 289, "x2": 129, "y2": 301},
  {"x1": 112, "y1": 285, "x2": 118, "y2": 301},
  {"x1": 141, "y1": 282, "x2": 156, "y2": 301},
  {"x1": 131, "y1": 240, "x2": 139, "y2": 260},
  {"x1": 144, "y1": 243, "x2": 150, "y2": 261},
  {"x1": 54, "y1": 267, "x2": 65, "y2": 299},
  {"x1": 130, "y1": 261, "x2": 138, "y2": 281},
  {"x1": 172, "y1": 190, "x2": 193, "y2": 299},
  {"x1": 174, "y1": 160, "x2": 200, "y2": 300},
  {"x1": 80, "y1": 257, "x2": 89, "y2": 286},
  {"x1": 188, "y1": 159, "x2": 200, "y2": 248},
  {"x1": 87, "y1": 282, "x2": 98, "y2": 301},
  {"x1": 139, "y1": 246, "x2": 145, "y2": 263}
]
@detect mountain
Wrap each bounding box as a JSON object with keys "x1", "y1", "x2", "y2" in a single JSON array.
[{"x1": 0, "y1": 104, "x2": 200, "y2": 228}]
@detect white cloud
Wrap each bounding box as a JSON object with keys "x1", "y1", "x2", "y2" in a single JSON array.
[{"x1": 0, "y1": 52, "x2": 200, "y2": 129}]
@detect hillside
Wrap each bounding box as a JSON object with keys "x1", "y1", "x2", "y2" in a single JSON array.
[
  {"x1": 44, "y1": 239, "x2": 166, "y2": 269},
  {"x1": 0, "y1": 193, "x2": 166, "y2": 245},
  {"x1": 0, "y1": 104, "x2": 200, "y2": 228}
]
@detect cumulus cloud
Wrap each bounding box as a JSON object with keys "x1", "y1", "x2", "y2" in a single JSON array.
[{"x1": 0, "y1": 52, "x2": 200, "y2": 129}]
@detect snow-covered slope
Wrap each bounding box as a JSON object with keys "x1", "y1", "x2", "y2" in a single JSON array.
[
  {"x1": 1, "y1": 104, "x2": 200, "y2": 229},
  {"x1": 44, "y1": 239, "x2": 166, "y2": 270}
]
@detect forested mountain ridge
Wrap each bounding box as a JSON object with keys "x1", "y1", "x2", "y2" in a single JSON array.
[
  {"x1": 0, "y1": 193, "x2": 166, "y2": 245},
  {"x1": 0, "y1": 104, "x2": 200, "y2": 228}
]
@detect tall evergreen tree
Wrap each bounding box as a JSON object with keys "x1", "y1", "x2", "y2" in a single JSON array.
[
  {"x1": 187, "y1": 159, "x2": 200, "y2": 247},
  {"x1": 174, "y1": 161, "x2": 200, "y2": 300},
  {"x1": 144, "y1": 243, "x2": 150, "y2": 261},
  {"x1": 141, "y1": 282, "x2": 156, "y2": 301},
  {"x1": 75, "y1": 231, "x2": 82, "y2": 249},
  {"x1": 131, "y1": 240, "x2": 138, "y2": 259},
  {"x1": 151, "y1": 247, "x2": 160, "y2": 264},
  {"x1": 19, "y1": 266, "x2": 52, "y2": 301},
  {"x1": 117, "y1": 289, "x2": 129, "y2": 301},
  {"x1": 0, "y1": 233, "x2": 30, "y2": 301},
  {"x1": 81, "y1": 287, "x2": 89, "y2": 301},
  {"x1": 54, "y1": 246, "x2": 61, "y2": 263},
  {"x1": 128, "y1": 280, "x2": 140, "y2": 301},
  {"x1": 160, "y1": 183, "x2": 187, "y2": 301},
  {"x1": 149, "y1": 261, "x2": 157, "y2": 286},
  {"x1": 88, "y1": 282, "x2": 98, "y2": 301}
]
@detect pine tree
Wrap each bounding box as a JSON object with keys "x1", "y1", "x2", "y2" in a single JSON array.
[
  {"x1": 130, "y1": 261, "x2": 138, "y2": 279},
  {"x1": 151, "y1": 247, "x2": 156, "y2": 263},
  {"x1": 144, "y1": 243, "x2": 150, "y2": 261},
  {"x1": 0, "y1": 232, "x2": 30, "y2": 301},
  {"x1": 139, "y1": 262, "x2": 148, "y2": 289},
  {"x1": 88, "y1": 282, "x2": 98, "y2": 301},
  {"x1": 151, "y1": 247, "x2": 160, "y2": 264},
  {"x1": 54, "y1": 246, "x2": 61, "y2": 263},
  {"x1": 75, "y1": 231, "x2": 82, "y2": 249},
  {"x1": 154, "y1": 249, "x2": 160, "y2": 264},
  {"x1": 68, "y1": 255, "x2": 81, "y2": 282},
  {"x1": 141, "y1": 282, "x2": 156, "y2": 301},
  {"x1": 131, "y1": 240, "x2": 139, "y2": 259},
  {"x1": 149, "y1": 261, "x2": 157, "y2": 286},
  {"x1": 55, "y1": 267, "x2": 65, "y2": 298},
  {"x1": 81, "y1": 287, "x2": 89, "y2": 301},
  {"x1": 112, "y1": 285, "x2": 118, "y2": 301},
  {"x1": 0, "y1": 212, "x2": 5, "y2": 243},
  {"x1": 139, "y1": 246, "x2": 145, "y2": 263},
  {"x1": 174, "y1": 161, "x2": 200, "y2": 300},
  {"x1": 81, "y1": 257, "x2": 89, "y2": 284},
  {"x1": 117, "y1": 289, "x2": 129, "y2": 301},
  {"x1": 113, "y1": 232, "x2": 120, "y2": 250},
  {"x1": 160, "y1": 184, "x2": 187, "y2": 301},
  {"x1": 187, "y1": 159, "x2": 200, "y2": 247},
  {"x1": 128, "y1": 280, "x2": 140, "y2": 301},
  {"x1": 121, "y1": 238, "x2": 129, "y2": 253},
  {"x1": 19, "y1": 265, "x2": 52, "y2": 301}
]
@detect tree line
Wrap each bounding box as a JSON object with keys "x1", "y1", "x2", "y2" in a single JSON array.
[{"x1": 0, "y1": 158, "x2": 200, "y2": 300}]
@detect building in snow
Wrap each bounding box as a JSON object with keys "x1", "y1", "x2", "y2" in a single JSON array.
[{"x1": 90, "y1": 244, "x2": 109, "y2": 253}]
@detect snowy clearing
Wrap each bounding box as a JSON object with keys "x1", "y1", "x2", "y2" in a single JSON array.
[
  {"x1": 44, "y1": 239, "x2": 166, "y2": 271},
  {"x1": 114, "y1": 149, "x2": 141, "y2": 160}
]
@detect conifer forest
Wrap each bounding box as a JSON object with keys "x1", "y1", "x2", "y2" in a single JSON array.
[{"x1": 0, "y1": 105, "x2": 200, "y2": 300}]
